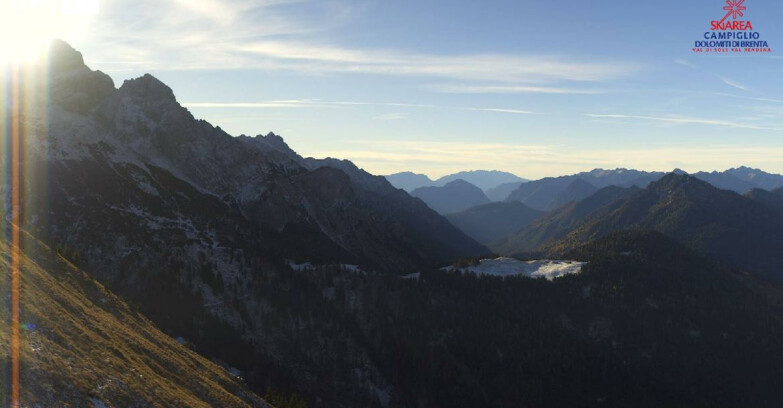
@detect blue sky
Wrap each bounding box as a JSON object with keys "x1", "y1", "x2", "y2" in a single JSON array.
[{"x1": 34, "y1": 0, "x2": 783, "y2": 177}]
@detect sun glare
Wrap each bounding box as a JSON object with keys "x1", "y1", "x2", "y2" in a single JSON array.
[{"x1": 0, "y1": 0, "x2": 98, "y2": 64}]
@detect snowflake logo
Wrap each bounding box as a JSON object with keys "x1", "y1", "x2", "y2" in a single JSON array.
[{"x1": 723, "y1": 0, "x2": 747, "y2": 20}]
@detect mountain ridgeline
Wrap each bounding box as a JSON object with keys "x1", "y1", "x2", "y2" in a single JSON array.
[
  {"x1": 386, "y1": 170, "x2": 527, "y2": 193},
  {"x1": 504, "y1": 167, "x2": 783, "y2": 211}
]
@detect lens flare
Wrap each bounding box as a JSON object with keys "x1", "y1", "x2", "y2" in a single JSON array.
[
  {"x1": 0, "y1": 1, "x2": 97, "y2": 404},
  {"x1": 0, "y1": 0, "x2": 98, "y2": 64}
]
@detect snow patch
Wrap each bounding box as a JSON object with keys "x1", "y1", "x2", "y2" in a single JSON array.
[
  {"x1": 287, "y1": 261, "x2": 313, "y2": 271},
  {"x1": 445, "y1": 257, "x2": 585, "y2": 280},
  {"x1": 90, "y1": 398, "x2": 110, "y2": 408}
]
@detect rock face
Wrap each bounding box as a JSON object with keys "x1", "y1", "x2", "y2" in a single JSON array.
[{"x1": 10, "y1": 40, "x2": 487, "y2": 406}]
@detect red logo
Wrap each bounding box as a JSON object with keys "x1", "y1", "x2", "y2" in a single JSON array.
[
  {"x1": 722, "y1": 0, "x2": 747, "y2": 21},
  {"x1": 711, "y1": 0, "x2": 752, "y2": 30}
]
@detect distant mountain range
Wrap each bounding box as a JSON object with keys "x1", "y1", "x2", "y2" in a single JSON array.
[
  {"x1": 390, "y1": 167, "x2": 783, "y2": 211},
  {"x1": 502, "y1": 167, "x2": 783, "y2": 211},
  {"x1": 386, "y1": 170, "x2": 527, "y2": 193}
]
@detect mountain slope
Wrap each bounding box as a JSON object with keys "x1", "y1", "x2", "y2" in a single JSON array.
[
  {"x1": 505, "y1": 169, "x2": 662, "y2": 210},
  {"x1": 485, "y1": 181, "x2": 525, "y2": 201},
  {"x1": 548, "y1": 178, "x2": 598, "y2": 210},
  {"x1": 494, "y1": 185, "x2": 639, "y2": 254},
  {"x1": 745, "y1": 187, "x2": 783, "y2": 217},
  {"x1": 445, "y1": 201, "x2": 545, "y2": 244},
  {"x1": 553, "y1": 174, "x2": 783, "y2": 281},
  {"x1": 410, "y1": 179, "x2": 491, "y2": 214},
  {"x1": 1, "y1": 228, "x2": 265, "y2": 407}
]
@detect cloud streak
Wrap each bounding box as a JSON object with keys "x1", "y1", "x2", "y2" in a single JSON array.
[
  {"x1": 183, "y1": 99, "x2": 537, "y2": 115},
  {"x1": 586, "y1": 113, "x2": 783, "y2": 131},
  {"x1": 426, "y1": 84, "x2": 604, "y2": 95}
]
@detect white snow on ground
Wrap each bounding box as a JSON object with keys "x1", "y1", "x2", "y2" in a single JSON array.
[
  {"x1": 287, "y1": 261, "x2": 314, "y2": 271},
  {"x1": 445, "y1": 257, "x2": 585, "y2": 281},
  {"x1": 90, "y1": 398, "x2": 110, "y2": 408}
]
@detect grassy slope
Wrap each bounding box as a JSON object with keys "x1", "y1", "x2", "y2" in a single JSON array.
[{"x1": 0, "y1": 228, "x2": 267, "y2": 407}]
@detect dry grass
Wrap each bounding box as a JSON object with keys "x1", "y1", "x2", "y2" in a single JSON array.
[{"x1": 0, "y1": 229, "x2": 268, "y2": 407}]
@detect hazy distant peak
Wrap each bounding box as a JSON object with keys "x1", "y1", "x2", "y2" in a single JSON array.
[
  {"x1": 444, "y1": 179, "x2": 477, "y2": 188},
  {"x1": 385, "y1": 172, "x2": 434, "y2": 192},
  {"x1": 585, "y1": 168, "x2": 629, "y2": 176},
  {"x1": 390, "y1": 171, "x2": 431, "y2": 177},
  {"x1": 434, "y1": 170, "x2": 527, "y2": 191}
]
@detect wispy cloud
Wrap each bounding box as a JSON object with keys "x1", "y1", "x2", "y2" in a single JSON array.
[
  {"x1": 717, "y1": 76, "x2": 752, "y2": 92},
  {"x1": 470, "y1": 108, "x2": 535, "y2": 115},
  {"x1": 711, "y1": 93, "x2": 783, "y2": 104},
  {"x1": 77, "y1": 0, "x2": 639, "y2": 91},
  {"x1": 373, "y1": 113, "x2": 408, "y2": 121},
  {"x1": 674, "y1": 59, "x2": 699, "y2": 70},
  {"x1": 585, "y1": 113, "x2": 783, "y2": 131},
  {"x1": 183, "y1": 99, "x2": 330, "y2": 109},
  {"x1": 183, "y1": 99, "x2": 537, "y2": 115},
  {"x1": 233, "y1": 41, "x2": 639, "y2": 84},
  {"x1": 426, "y1": 84, "x2": 604, "y2": 95}
]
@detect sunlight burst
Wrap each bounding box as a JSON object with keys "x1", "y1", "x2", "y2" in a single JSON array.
[{"x1": 0, "y1": 0, "x2": 98, "y2": 64}]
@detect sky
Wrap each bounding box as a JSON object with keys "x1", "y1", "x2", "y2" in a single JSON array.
[{"x1": 6, "y1": 0, "x2": 783, "y2": 179}]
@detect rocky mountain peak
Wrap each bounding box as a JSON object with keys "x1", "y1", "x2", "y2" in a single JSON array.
[
  {"x1": 48, "y1": 39, "x2": 87, "y2": 72},
  {"x1": 650, "y1": 172, "x2": 698, "y2": 190},
  {"x1": 47, "y1": 40, "x2": 116, "y2": 114},
  {"x1": 119, "y1": 73, "x2": 177, "y2": 103}
]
